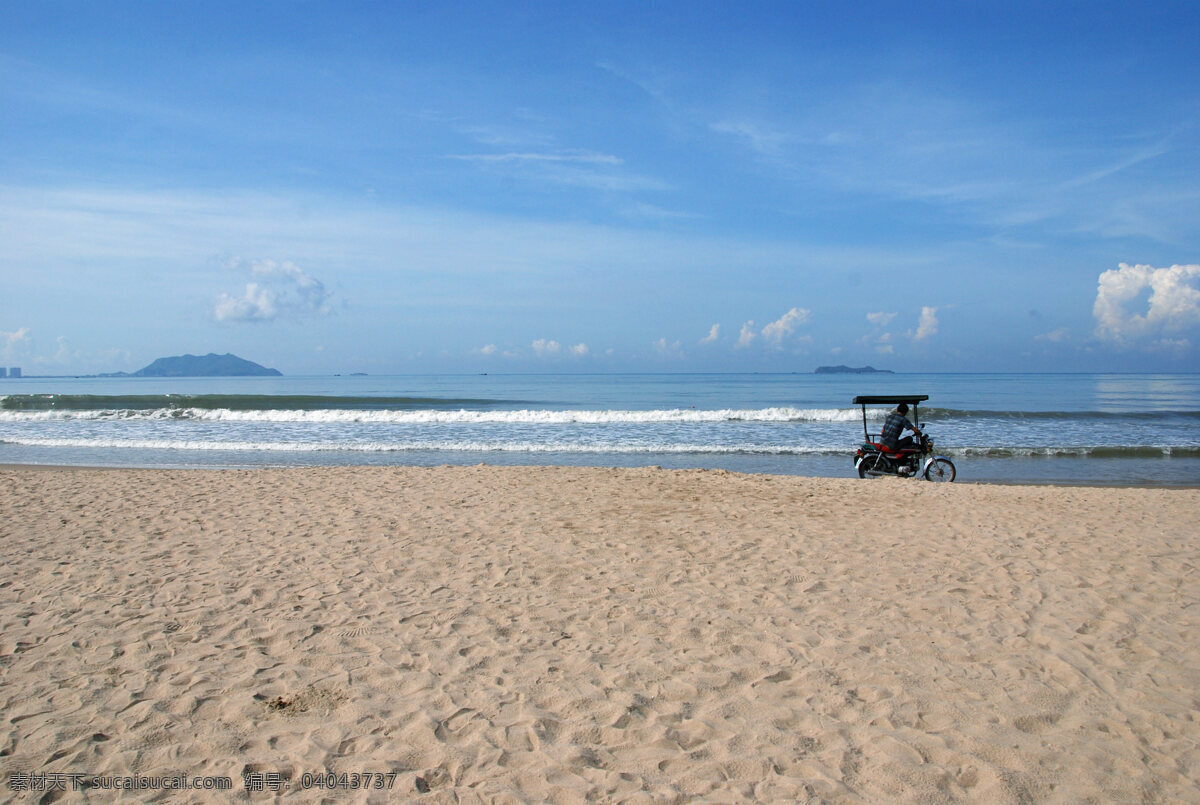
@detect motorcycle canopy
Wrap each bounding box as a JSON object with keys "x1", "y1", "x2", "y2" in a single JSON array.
[
  {"x1": 851, "y1": 395, "x2": 929, "y2": 405},
  {"x1": 852, "y1": 394, "x2": 930, "y2": 439}
]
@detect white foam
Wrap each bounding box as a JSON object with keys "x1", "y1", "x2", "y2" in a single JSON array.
[
  {"x1": 0, "y1": 435, "x2": 840, "y2": 455},
  {"x1": 0, "y1": 406, "x2": 875, "y2": 424}
]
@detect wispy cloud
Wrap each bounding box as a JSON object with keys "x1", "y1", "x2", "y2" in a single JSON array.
[
  {"x1": 1060, "y1": 142, "x2": 1172, "y2": 189},
  {"x1": 455, "y1": 122, "x2": 555, "y2": 148},
  {"x1": 448, "y1": 150, "x2": 668, "y2": 193},
  {"x1": 621, "y1": 202, "x2": 702, "y2": 221},
  {"x1": 699, "y1": 323, "x2": 720, "y2": 344},
  {"x1": 595, "y1": 61, "x2": 674, "y2": 107},
  {"x1": 706, "y1": 82, "x2": 1197, "y2": 246},
  {"x1": 1036, "y1": 327, "x2": 1070, "y2": 343},
  {"x1": 710, "y1": 120, "x2": 797, "y2": 159},
  {"x1": 448, "y1": 151, "x2": 622, "y2": 165}
]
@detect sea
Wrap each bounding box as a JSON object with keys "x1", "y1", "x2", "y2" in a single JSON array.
[{"x1": 1, "y1": 373, "x2": 1198, "y2": 486}]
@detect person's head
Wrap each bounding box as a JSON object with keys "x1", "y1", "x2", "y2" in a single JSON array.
[{"x1": 896, "y1": 403, "x2": 908, "y2": 415}]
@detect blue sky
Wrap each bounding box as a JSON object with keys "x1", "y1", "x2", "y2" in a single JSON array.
[{"x1": 2, "y1": 0, "x2": 1198, "y2": 374}]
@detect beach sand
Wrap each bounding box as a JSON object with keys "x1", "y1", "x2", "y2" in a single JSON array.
[{"x1": 0, "y1": 465, "x2": 1197, "y2": 803}]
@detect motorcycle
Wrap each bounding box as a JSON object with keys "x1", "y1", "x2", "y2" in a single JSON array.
[{"x1": 851, "y1": 394, "x2": 956, "y2": 482}]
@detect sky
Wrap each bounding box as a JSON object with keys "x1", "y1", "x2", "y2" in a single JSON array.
[{"x1": 2, "y1": 0, "x2": 1199, "y2": 375}]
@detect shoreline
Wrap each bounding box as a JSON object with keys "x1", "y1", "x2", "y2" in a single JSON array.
[
  {"x1": 2, "y1": 460, "x2": 1199, "y2": 489},
  {"x1": 2, "y1": 464, "x2": 1198, "y2": 801}
]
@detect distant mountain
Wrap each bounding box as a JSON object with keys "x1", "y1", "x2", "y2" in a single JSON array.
[
  {"x1": 132, "y1": 353, "x2": 282, "y2": 377},
  {"x1": 814, "y1": 365, "x2": 894, "y2": 374}
]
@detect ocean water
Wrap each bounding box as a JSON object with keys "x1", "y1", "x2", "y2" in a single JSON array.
[{"x1": 1, "y1": 373, "x2": 1198, "y2": 486}]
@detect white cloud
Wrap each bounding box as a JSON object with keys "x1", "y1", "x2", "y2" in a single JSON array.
[
  {"x1": 913, "y1": 307, "x2": 939, "y2": 341},
  {"x1": 447, "y1": 151, "x2": 622, "y2": 165},
  {"x1": 1093, "y1": 263, "x2": 1200, "y2": 342},
  {"x1": 532, "y1": 338, "x2": 562, "y2": 357},
  {"x1": 699, "y1": 323, "x2": 720, "y2": 344},
  {"x1": 215, "y1": 259, "x2": 332, "y2": 323},
  {"x1": 53, "y1": 336, "x2": 76, "y2": 364},
  {"x1": 215, "y1": 282, "x2": 277, "y2": 322},
  {"x1": 653, "y1": 338, "x2": 684, "y2": 359},
  {"x1": 736, "y1": 321, "x2": 756, "y2": 348},
  {"x1": 867, "y1": 311, "x2": 897, "y2": 326},
  {"x1": 761, "y1": 307, "x2": 811, "y2": 344},
  {"x1": 2, "y1": 327, "x2": 30, "y2": 360},
  {"x1": 621, "y1": 202, "x2": 701, "y2": 221},
  {"x1": 531, "y1": 339, "x2": 587, "y2": 358},
  {"x1": 710, "y1": 120, "x2": 795, "y2": 159},
  {"x1": 12, "y1": 333, "x2": 128, "y2": 373},
  {"x1": 474, "y1": 344, "x2": 498, "y2": 356},
  {"x1": 447, "y1": 150, "x2": 669, "y2": 194},
  {"x1": 1036, "y1": 328, "x2": 1070, "y2": 343}
]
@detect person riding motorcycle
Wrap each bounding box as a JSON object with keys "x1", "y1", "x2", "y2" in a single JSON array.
[{"x1": 880, "y1": 402, "x2": 921, "y2": 452}]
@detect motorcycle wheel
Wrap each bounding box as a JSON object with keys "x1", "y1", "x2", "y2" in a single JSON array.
[
  {"x1": 857, "y1": 454, "x2": 884, "y2": 478},
  {"x1": 923, "y1": 458, "x2": 956, "y2": 482}
]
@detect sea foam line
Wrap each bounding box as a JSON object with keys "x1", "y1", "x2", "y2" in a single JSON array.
[
  {"x1": 0, "y1": 435, "x2": 839, "y2": 455},
  {"x1": 0, "y1": 406, "x2": 875, "y2": 424}
]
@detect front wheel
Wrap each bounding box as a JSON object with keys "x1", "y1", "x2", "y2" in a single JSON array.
[{"x1": 924, "y1": 458, "x2": 956, "y2": 482}]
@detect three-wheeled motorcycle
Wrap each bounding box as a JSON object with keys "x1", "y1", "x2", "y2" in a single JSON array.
[{"x1": 852, "y1": 394, "x2": 956, "y2": 482}]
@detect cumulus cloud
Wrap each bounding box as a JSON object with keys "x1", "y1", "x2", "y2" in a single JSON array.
[
  {"x1": 1093, "y1": 263, "x2": 1200, "y2": 342},
  {"x1": 214, "y1": 259, "x2": 332, "y2": 323},
  {"x1": 699, "y1": 323, "x2": 720, "y2": 345},
  {"x1": 530, "y1": 339, "x2": 588, "y2": 359},
  {"x1": 474, "y1": 344, "x2": 499, "y2": 356},
  {"x1": 531, "y1": 338, "x2": 562, "y2": 357},
  {"x1": 2, "y1": 327, "x2": 30, "y2": 359},
  {"x1": 867, "y1": 312, "x2": 896, "y2": 326},
  {"x1": 761, "y1": 307, "x2": 811, "y2": 345},
  {"x1": 653, "y1": 338, "x2": 684, "y2": 359},
  {"x1": 913, "y1": 307, "x2": 939, "y2": 341},
  {"x1": 736, "y1": 321, "x2": 756, "y2": 348}
]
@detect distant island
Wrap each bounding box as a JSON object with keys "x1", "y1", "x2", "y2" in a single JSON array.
[
  {"x1": 102, "y1": 353, "x2": 282, "y2": 377},
  {"x1": 813, "y1": 365, "x2": 894, "y2": 374}
]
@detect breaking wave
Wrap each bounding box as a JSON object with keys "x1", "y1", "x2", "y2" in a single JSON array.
[
  {"x1": 0, "y1": 436, "x2": 841, "y2": 455},
  {"x1": 0, "y1": 405, "x2": 872, "y2": 425}
]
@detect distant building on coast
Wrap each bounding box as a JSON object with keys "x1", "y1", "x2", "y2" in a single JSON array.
[
  {"x1": 8, "y1": 367, "x2": 20, "y2": 378},
  {"x1": 0, "y1": 368, "x2": 6, "y2": 378}
]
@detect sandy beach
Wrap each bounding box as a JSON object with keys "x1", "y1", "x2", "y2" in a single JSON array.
[{"x1": 1, "y1": 465, "x2": 1197, "y2": 803}]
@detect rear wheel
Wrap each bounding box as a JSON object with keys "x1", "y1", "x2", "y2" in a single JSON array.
[
  {"x1": 857, "y1": 454, "x2": 884, "y2": 478},
  {"x1": 924, "y1": 458, "x2": 956, "y2": 482}
]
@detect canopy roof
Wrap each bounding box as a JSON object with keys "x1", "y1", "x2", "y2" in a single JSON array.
[{"x1": 851, "y1": 395, "x2": 929, "y2": 405}]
